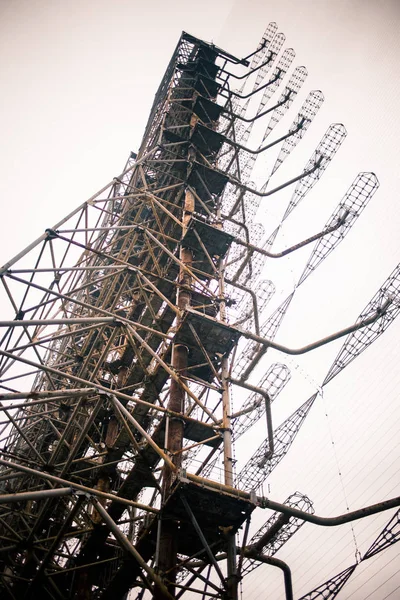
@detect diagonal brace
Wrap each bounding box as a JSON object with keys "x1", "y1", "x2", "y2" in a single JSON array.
[{"x1": 180, "y1": 494, "x2": 227, "y2": 590}]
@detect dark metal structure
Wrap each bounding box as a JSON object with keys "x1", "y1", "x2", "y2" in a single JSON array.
[{"x1": 0, "y1": 25, "x2": 399, "y2": 599}]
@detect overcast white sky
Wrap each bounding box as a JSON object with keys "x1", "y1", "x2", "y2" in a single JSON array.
[{"x1": 0, "y1": 1, "x2": 400, "y2": 598}]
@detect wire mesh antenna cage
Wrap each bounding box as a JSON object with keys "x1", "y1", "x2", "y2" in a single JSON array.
[{"x1": 0, "y1": 24, "x2": 399, "y2": 600}]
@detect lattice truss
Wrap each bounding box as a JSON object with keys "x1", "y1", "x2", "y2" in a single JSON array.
[
  {"x1": 0, "y1": 23, "x2": 398, "y2": 600},
  {"x1": 241, "y1": 492, "x2": 315, "y2": 577},
  {"x1": 299, "y1": 508, "x2": 400, "y2": 599}
]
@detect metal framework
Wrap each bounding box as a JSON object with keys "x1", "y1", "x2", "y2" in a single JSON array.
[
  {"x1": 299, "y1": 507, "x2": 400, "y2": 599},
  {"x1": 0, "y1": 24, "x2": 399, "y2": 600}
]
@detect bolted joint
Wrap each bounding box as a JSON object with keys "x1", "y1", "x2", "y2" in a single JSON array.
[
  {"x1": 242, "y1": 545, "x2": 258, "y2": 560},
  {"x1": 45, "y1": 228, "x2": 59, "y2": 240},
  {"x1": 75, "y1": 490, "x2": 91, "y2": 500},
  {"x1": 219, "y1": 426, "x2": 233, "y2": 434},
  {"x1": 177, "y1": 468, "x2": 189, "y2": 483}
]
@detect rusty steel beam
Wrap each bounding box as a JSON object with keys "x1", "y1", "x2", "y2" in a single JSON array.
[{"x1": 0, "y1": 487, "x2": 73, "y2": 505}]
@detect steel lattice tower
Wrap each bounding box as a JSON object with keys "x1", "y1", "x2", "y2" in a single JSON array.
[{"x1": 0, "y1": 26, "x2": 399, "y2": 600}]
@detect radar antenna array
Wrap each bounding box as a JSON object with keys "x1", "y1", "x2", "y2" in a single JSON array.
[{"x1": 0, "y1": 22, "x2": 397, "y2": 600}]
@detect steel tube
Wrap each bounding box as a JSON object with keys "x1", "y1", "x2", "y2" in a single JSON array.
[
  {"x1": 247, "y1": 553, "x2": 293, "y2": 600},
  {"x1": 0, "y1": 458, "x2": 159, "y2": 513},
  {"x1": 264, "y1": 305, "x2": 390, "y2": 355},
  {"x1": 110, "y1": 396, "x2": 176, "y2": 471},
  {"x1": 262, "y1": 495, "x2": 400, "y2": 527},
  {"x1": 26, "y1": 496, "x2": 85, "y2": 593},
  {"x1": 219, "y1": 119, "x2": 303, "y2": 155},
  {"x1": 0, "y1": 487, "x2": 73, "y2": 504},
  {"x1": 224, "y1": 279, "x2": 260, "y2": 335},
  {"x1": 226, "y1": 157, "x2": 323, "y2": 198},
  {"x1": 183, "y1": 472, "x2": 400, "y2": 527},
  {"x1": 0, "y1": 388, "x2": 98, "y2": 401},
  {"x1": 0, "y1": 348, "x2": 196, "y2": 420},
  {"x1": 5, "y1": 272, "x2": 172, "y2": 340},
  {"x1": 220, "y1": 49, "x2": 268, "y2": 79},
  {"x1": 91, "y1": 497, "x2": 174, "y2": 600},
  {"x1": 222, "y1": 70, "x2": 281, "y2": 100},
  {"x1": 229, "y1": 378, "x2": 273, "y2": 460},
  {"x1": 250, "y1": 513, "x2": 290, "y2": 552},
  {"x1": 0, "y1": 148, "x2": 159, "y2": 276},
  {"x1": 0, "y1": 318, "x2": 116, "y2": 328},
  {"x1": 184, "y1": 548, "x2": 294, "y2": 600},
  {"x1": 222, "y1": 86, "x2": 288, "y2": 122},
  {"x1": 181, "y1": 496, "x2": 227, "y2": 588},
  {"x1": 232, "y1": 214, "x2": 346, "y2": 259},
  {"x1": 127, "y1": 325, "x2": 218, "y2": 424},
  {"x1": 185, "y1": 302, "x2": 389, "y2": 358}
]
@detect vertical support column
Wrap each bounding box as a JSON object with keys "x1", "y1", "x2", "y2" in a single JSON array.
[
  {"x1": 221, "y1": 357, "x2": 238, "y2": 599},
  {"x1": 219, "y1": 219, "x2": 239, "y2": 600},
  {"x1": 156, "y1": 187, "x2": 195, "y2": 598},
  {"x1": 221, "y1": 358, "x2": 234, "y2": 488}
]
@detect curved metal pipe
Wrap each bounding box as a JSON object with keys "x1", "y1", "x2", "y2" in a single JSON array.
[
  {"x1": 221, "y1": 71, "x2": 283, "y2": 102},
  {"x1": 259, "y1": 300, "x2": 390, "y2": 356},
  {"x1": 181, "y1": 472, "x2": 400, "y2": 530},
  {"x1": 261, "y1": 495, "x2": 400, "y2": 527},
  {"x1": 183, "y1": 547, "x2": 293, "y2": 600},
  {"x1": 220, "y1": 43, "x2": 272, "y2": 78},
  {"x1": 232, "y1": 212, "x2": 347, "y2": 259},
  {"x1": 221, "y1": 85, "x2": 289, "y2": 122},
  {"x1": 186, "y1": 299, "x2": 389, "y2": 360},
  {"x1": 249, "y1": 553, "x2": 293, "y2": 600},
  {"x1": 228, "y1": 378, "x2": 273, "y2": 460}
]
